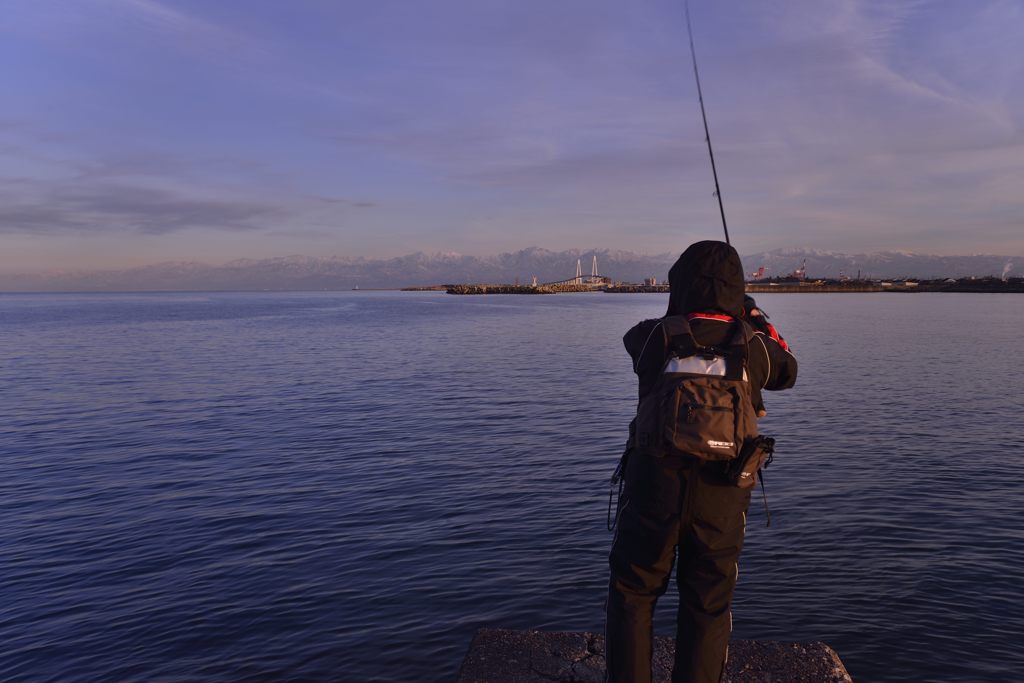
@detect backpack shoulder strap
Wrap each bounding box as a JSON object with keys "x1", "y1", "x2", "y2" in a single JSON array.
[
  {"x1": 724, "y1": 320, "x2": 755, "y2": 381},
  {"x1": 661, "y1": 315, "x2": 699, "y2": 358},
  {"x1": 728, "y1": 320, "x2": 757, "y2": 348}
]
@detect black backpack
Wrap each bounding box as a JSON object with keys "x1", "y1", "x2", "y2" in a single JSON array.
[{"x1": 633, "y1": 315, "x2": 759, "y2": 460}]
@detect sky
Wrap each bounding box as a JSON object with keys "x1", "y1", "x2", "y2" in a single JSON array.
[{"x1": 1, "y1": 0, "x2": 1023, "y2": 271}]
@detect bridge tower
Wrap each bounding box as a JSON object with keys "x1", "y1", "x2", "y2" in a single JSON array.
[
  {"x1": 575, "y1": 259, "x2": 582, "y2": 285},
  {"x1": 592, "y1": 254, "x2": 598, "y2": 278}
]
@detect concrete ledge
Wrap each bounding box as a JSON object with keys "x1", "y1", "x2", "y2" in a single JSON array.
[{"x1": 456, "y1": 629, "x2": 852, "y2": 683}]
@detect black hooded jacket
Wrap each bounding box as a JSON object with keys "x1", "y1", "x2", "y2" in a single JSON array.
[{"x1": 624, "y1": 241, "x2": 797, "y2": 408}]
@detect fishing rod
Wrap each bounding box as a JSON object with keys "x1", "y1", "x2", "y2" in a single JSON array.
[{"x1": 684, "y1": 0, "x2": 730, "y2": 246}]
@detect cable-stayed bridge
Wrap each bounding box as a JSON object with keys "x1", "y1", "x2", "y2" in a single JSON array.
[{"x1": 543, "y1": 255, "x2": 612, "y2": 288}]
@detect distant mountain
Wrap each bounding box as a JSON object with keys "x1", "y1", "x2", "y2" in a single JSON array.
[{"x1": 1, "y1": 247, "x2": 1019, "y2": 291}]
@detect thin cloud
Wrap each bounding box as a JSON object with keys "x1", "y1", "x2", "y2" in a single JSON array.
[
  {"x1": 465, "y1": 142, "x2": 707, "y2": 188},
  {"x1": 105, "y1": 0, "x2": 268, "y2": 64},
  {"x1": 0, "y1": 180, "x2": 286, "y2": 235},
  {"x1": 304, "y1": 195, "x2": 376, "y2": 208},
  {"x1": 830, "y1": 0, "x2": 1014, "y2": 126}
]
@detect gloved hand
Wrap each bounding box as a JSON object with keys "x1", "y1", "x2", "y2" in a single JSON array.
[
  {"x1": 744, "y1": 295, "x2": 791, "y2": 352},
  {"x1": 743, "y1": 295, "x2": 771, "y2": 334}
]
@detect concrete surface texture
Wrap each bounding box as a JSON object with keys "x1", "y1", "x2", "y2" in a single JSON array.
[{"x1": 456, "y1": 628, "x2": 852, "y2": 683}]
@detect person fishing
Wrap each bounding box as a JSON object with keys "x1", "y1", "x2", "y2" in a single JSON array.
[
  {"x1": 604, "y1": 240, "x2": 798, "y2": 683},
  {"x1": 603, "y1": 4, "x2": 798, "y2": 679}
]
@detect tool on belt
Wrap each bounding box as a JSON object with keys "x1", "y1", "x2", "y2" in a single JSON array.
[{"x1": 725, "y1": 435, "x2": 775, "y2": 526}]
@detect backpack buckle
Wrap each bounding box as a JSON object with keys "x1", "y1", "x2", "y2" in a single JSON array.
[{"x1": 697, "y1": 346, "x2": 719, "y2": 361}]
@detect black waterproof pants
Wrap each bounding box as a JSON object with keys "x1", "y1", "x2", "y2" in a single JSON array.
[{"x1": 606, "y1": 452, "x2": 751, "y2": 683}]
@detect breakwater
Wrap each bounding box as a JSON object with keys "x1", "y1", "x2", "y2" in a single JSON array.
[
  {"x1": 446, "y1": 284, "x2": 554, "y2": 295},
  {"x1": 894, "y1": 279, "x2": 1024, "y2": 293},
  {"x1": 445, "y1": 284, "x2": 603, "y2": 294},
  {"x1": 746, "y1": 283, "x2": 883, "y2": 293},
  {"x1": 457, "y1": 629, "x2": 852, "y2": 683},
  {"x1": 604, "y1": 284, "x2": 671, "y2": 293}
]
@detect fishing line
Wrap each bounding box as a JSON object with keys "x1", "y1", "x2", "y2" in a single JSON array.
[{"x1": 684, "y1": 0, "x2": 730, "y2": 245}]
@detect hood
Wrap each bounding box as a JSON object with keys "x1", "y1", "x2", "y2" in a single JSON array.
[{"x1": 666, "y1": 240, "x2": 745, "y2": 317}]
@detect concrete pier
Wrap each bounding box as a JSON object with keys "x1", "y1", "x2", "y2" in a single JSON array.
[{"x1": 456, "y1": 629, "x2": 852, "y2": 683}]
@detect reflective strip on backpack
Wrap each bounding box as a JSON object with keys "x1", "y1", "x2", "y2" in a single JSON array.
[{"x1": 664, "y1": 356, "x2": 748, "y2": 381}]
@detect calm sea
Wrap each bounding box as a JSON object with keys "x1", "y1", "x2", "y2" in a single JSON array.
[{"x1": 2, "y1": 291, "x2": 1022, "y2": 683}]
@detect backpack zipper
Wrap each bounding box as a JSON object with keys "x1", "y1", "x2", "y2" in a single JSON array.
[{"x1": 684, "y1": 403, "x2": 731, "y2": 423}]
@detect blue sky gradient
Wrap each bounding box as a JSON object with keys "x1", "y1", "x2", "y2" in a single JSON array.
[{"x1": 2, "y1": 0, "x2": 1022, "y2": 270}]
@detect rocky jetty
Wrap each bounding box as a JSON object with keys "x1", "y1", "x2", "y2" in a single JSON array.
[
  {"x1": 445, "y1": 284, "x2": 606, "y2": 294},
  {"x1": 445, "y1": 284, "x2": 555, "y2": 295},
  {"x1": 456, "y1": 629, "x2": 852, "y2": 683},
  {"x1": 604, "y1": 284, "x2": 671, "y2": 293}
]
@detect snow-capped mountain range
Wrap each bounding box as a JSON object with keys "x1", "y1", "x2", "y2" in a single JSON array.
[{"x1": 2, "y1": 248, "x2": 1018, "y2": 291}]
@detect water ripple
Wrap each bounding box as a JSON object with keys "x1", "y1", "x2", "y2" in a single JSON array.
[{"x1": 1, "y1": 291, "x2": 1022, "y2": 682}]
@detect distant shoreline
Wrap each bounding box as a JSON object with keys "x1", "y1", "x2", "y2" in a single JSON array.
[
  {"x1": 428, "y1": 278, "x2": 1024, "y2": 295},
  {"x1": 3, "y1": 279, "x2": 1021, "y2": 295}
]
